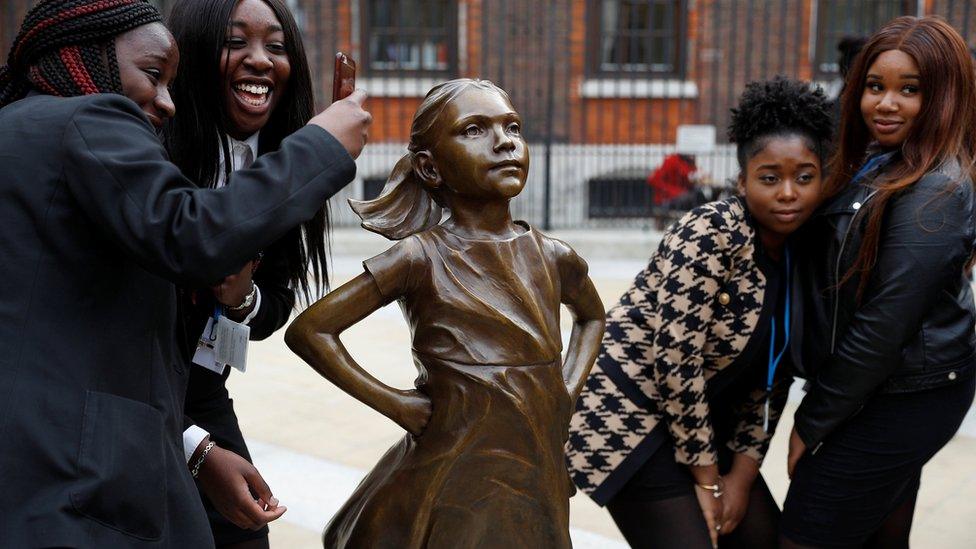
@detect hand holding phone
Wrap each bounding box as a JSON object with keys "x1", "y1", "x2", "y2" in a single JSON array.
[
  {"x1": 333, "y1": 52, "x2": 356, "y2": 102},
  {"x1": 311, "y1": 52, "x2": 369, "y2": 158},
  {"x1": 311, "y1": 89, "x2": 371, "y2": 159}
]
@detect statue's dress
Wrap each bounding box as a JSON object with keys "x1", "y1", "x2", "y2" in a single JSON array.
[{"x1": 323, "y1": 222, "x2": 584, "y2": 548}]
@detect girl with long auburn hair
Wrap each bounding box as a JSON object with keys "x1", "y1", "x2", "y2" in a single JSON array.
[{"x1": 783, "y1": 16, "x2": 976, "y2": 548}]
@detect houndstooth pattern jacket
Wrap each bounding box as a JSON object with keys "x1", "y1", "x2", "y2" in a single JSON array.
[{"x1": 566, "y1": 197, "x2": 793, "y2": 505}]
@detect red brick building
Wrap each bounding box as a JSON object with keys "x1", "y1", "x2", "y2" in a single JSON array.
[
  {"x1": 277, "y1": 0, "x2": 975, "y2": 146},
  {"x1": 3, "y1": 1, "x2": 975, "y2": 226},
  {"x1": 4, "y1": 1, "x2": 958, "y2": 145}
]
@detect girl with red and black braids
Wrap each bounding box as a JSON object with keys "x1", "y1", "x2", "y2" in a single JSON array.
[
  {"x1": 0, "y1": 1, "x2": 370, "y2": 546},
  {"x1": 0, "y1": 0, "x2": 160, "y2": 103}
]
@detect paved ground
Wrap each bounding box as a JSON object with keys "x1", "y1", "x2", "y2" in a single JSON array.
[{"x1": 225, "y1": 229, "x2": 976, "y2": 548}]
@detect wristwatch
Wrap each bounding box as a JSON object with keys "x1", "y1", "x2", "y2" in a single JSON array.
[{"x1": 228, "y1": 282, "x2": 257, "y2": 311}]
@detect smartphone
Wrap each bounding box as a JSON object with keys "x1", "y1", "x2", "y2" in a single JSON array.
[{"x1": 332, "y1": 52, "x2": 356, "y2": 102}]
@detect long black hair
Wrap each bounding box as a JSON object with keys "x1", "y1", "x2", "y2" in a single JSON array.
[{"x1": 163, "y1": 0, "x2": 328, "y2": 301}]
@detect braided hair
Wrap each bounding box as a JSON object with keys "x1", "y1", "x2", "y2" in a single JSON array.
[
  {"x1": 0, "y1": 0, "x2": 161, "y2": 108},
  {"x1": 728, "y1": 76, "x2": 834, "y2": 171}
]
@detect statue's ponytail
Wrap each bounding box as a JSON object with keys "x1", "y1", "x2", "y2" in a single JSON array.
[{"x1": 349, "y1": 154, "x2": 442, "y2": 240}]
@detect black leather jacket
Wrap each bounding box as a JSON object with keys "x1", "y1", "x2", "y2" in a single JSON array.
[{"x1": 794, "y1": 156, "x2": 976, "y2": 449}]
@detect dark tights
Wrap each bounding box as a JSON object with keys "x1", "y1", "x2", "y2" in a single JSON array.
[
  {"x1": 864, "y1": 493, "x2": 917, "y2": 549},
  {"x1": 607, "y1": 476, "x2": 780, "y2": 549}
]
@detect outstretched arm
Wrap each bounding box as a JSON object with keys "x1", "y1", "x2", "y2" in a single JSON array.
[
  {"x1": 63, "y1": 94, "x2": 362, "y2": 287},
  {"x1": 284, "y1": 273, "x2": 431, "y2": 435}
]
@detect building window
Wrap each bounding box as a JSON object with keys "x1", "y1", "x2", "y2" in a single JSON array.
[
  {"x1": 362, "y1": 0, "x2": 457, "y2": 76},
  {"x1": 815, "y1": 0, "x2": 913, "y2": 75},
  {"x1": 588, "y1": 0, "x2": 686, "y2": 78}
]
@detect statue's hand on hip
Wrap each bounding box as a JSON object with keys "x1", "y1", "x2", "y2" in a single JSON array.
[{"x1": 394, "y1": 389, "x2": 433, "y2": 437}]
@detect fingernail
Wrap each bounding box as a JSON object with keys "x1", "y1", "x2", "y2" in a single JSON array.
[{"x1": 270, "y1": 497, "x2": 279, "y2": 507}]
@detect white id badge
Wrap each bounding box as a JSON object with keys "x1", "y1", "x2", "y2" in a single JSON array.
[
  {"x1": 215, "y1": 315, "x2": 250, "y2": 373},
  {"x1": 192, "y1": 317, "x2": 226, "y2": 375}
]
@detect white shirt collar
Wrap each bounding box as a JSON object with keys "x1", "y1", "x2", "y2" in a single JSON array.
[{"x1": 216, "y1": 131, "x2": 260, "y2": 188}]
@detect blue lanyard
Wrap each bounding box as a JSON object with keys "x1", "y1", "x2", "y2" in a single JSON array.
[
  {"x1": 207, "y1": 304, "x2": 223, "y2": 342},
  {"x1": 851, "y1": 151, "x2": 895, "y2": 185},
  {"x1": 763, "y1": 247, "x2": 791, "y2": 432}
]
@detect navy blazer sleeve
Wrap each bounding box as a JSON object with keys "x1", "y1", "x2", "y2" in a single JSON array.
[{"x1": 61, "y1": 94, "x2": 356, "y2": 287}]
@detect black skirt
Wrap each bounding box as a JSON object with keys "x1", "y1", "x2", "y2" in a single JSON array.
[{"x1": 782, "y1": 374, "x2": 975, "y2": 547}]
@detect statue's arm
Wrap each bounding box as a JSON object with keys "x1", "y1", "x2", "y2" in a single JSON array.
[
  {"x1": 563, "y1": 277, "x2": 606, "y2": 402},
  {"x1": 551, "y1": 239, "x2": 605, "y2": 402},
  {"x1": 284, "y1": 273, "x2": 431, "y2": 436},
  {"x1": 560, "y1": 275, "x2": 605, "y2": 403}
]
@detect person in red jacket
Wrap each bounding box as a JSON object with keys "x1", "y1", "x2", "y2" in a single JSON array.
[{"x1": 648, "y1": 153, "x2": 699, "y2": 207}]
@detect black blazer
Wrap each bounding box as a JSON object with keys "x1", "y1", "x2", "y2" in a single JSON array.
[
  {"x1": 0, "y1": 93, "x2": 355, "y2": 547},
  {"x1": 179, "y1": 136, "x2": 299, "y2": 461},
  {"x1": 178, "y1": 232, "x2": 293, "y2": 541}
]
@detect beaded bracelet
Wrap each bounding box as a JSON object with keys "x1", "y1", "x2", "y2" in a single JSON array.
[{"x1": 191, "y1": 441, "x2": 216, "y2": 479}]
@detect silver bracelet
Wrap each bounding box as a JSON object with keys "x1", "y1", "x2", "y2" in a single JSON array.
[
  {"x1": 190, "y1": 441, "x2": 215, "y2": 479},
  {"x1": 227, "y1": 282, "x2": 257, "y2": 311}
]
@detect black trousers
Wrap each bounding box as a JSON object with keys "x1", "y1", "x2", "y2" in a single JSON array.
[{"x1": 605, "y1": 363, "x2": 784, "y2": 549}]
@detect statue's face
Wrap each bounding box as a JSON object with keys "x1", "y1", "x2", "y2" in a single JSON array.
[{"x1": 429, "y1": 88, "x2": 529, "y2": 201}]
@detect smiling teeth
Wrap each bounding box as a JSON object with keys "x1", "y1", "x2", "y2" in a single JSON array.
[{"x1": 235, "y1": 83, "x2": 269, "y2": 95}]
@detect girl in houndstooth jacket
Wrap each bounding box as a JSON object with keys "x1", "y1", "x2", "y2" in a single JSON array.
[{"x1": 566, "y1": 77, "x2": 833, "y2": 549}]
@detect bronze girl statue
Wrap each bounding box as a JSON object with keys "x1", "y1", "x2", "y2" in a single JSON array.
[{"x1": 286, "y1": 79, "x2": 605, "y2": 548}]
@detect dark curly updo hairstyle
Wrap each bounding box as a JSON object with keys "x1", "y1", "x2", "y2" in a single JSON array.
[
  {"x1": 728, "y1": 76, "x2": 834, "y2": 172},
  {"x1": 0, "y1": 0, "x2": 161, "y2": 108}
]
